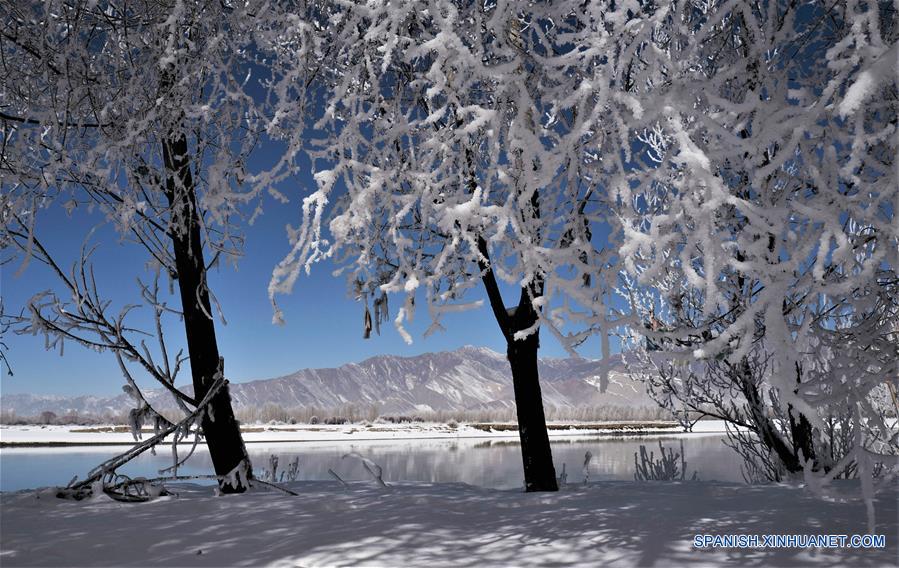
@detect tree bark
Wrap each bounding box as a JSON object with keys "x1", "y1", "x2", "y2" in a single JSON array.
[
  {"x1": 736, "y1": 358, "x2": 820, "y2": 475},
  {"x1": 788, "y1": 405, "x2": 817, "y2": 470},
  {"x1": 162, "y1": 128, "x2": 252, "y2": 493},
  {"x1": 732, "y1": 252, "x2": 819, "y2": 475},
  {"x1": 788, "y1": 363, "x2": 819, "y2": 471},
  {"x1": 737, "y1": 364, "x2": 801, "y2": 474},
  {"x1": 507, "y1": 325, "x2": 558, "y2": 491},
  {"x1": 477, "y1": 237, "x2": 558, "y2": 492}
]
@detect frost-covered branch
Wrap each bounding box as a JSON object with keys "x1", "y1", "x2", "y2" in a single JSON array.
[
  {"x1": 4, "y1": 224, "x2": 197, "y2": 411},
  {"x1": 616, "y1": 0, "x2": 897, "y2": 527},
  {"x1": 63, "y1": 367, "x2": 230, "y2": 498},
  {"x1": 269, "y1": 0, "x2": 658, "y2": 362}
]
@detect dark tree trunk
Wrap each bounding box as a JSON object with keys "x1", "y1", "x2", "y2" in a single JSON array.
[
  {"x1": 730, "y1": 251, "x2": 819, "y2": 475},
  {"x1": 477, "y1": 237, "x2": 557, "y2": 492},
  {"x1": 736, "y1": 358, "x2": 819, "y2": 475},
  {"x1": 506, "y1": 327, "x2": 558, "y2": 491},
  {"x1": 162, "y1": 128, "x2": 252, "y2": 493},
  {"x1": 788, "y1": 362, "x2": 819, "y2": 471},
  {"x1": 738, "y1": 364, "x2": 801, "y2": 473},
  {"x1": 788, "y1": 406, "x2": 817, "y2": 469}
]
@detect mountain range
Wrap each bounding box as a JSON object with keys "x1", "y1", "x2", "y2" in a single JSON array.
[{"x1": 1, "y1": 346, "x2": 654, "y2": 418}]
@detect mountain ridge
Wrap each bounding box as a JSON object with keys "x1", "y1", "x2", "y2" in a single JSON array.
[{"x1": 1, "y1": 346, "x2": 648, "y2": 418}]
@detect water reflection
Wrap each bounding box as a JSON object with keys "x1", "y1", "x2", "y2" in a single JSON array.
[{"x1": 0, "y1": 435, "x2": 742, "y2": 492}]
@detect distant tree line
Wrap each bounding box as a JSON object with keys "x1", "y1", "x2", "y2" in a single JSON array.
[
  {"x1": 0, "y1": 410, "x2": 129, "y2": 426},
  {"x1": 1, "y1": 404, "x2": 673, "y2": 426}
]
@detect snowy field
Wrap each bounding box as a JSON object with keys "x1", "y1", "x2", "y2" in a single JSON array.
[{"x1": 1, "y1": 480, "x2": 895, "y2": 567}]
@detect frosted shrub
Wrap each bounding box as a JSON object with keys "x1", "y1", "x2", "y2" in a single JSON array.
[
  {"x1": 634, "y1": 441, "x2": 697, "y2": 482},
  {"x1": 583, "y1": 451, "x2": 593, "y2": 485},
  {"x1": 259, "y1": 455, "x2": 301, "y2": 484},
  {"x1": 39, "y1": 411, "x2": 57, "y2": 425},
  {"x1": 557, "y1": 464, "x2": 567, "y2": 487},
  {"x1": 267, "y1": 455, "x2": 279, "y2": 483},
  {"x1": 283, "y1": 458, "x2": 300, "y2": 483}
]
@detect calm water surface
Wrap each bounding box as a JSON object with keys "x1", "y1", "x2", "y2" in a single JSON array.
[{"x1": 0, "y1": 434, "x2": 742, "y2": 492}]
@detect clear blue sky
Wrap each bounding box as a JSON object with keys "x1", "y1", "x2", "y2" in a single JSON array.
[{"x1": 2, "y1": 174, "x2": 609, "y2": 397}]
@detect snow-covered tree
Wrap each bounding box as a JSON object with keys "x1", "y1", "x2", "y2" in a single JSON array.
[
  {"x1": 2, "y1": 0, "x2": 321, "y2": 491},
  {"x1": 616, "y1": 0, "x2": 898, "y2": 522},
  {"x1": 268, "y1": 0, "x2": 668, "y2": 491}
]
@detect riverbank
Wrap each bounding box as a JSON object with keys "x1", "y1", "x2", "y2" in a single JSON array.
[
  {"x1": 0, "y1": 420, "x2": 720, "y2": 447},
  {"x1": 1, "y1": 479, "x2": 893, "y2": 567}
]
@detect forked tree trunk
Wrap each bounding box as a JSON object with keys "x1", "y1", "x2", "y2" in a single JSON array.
[
  {"x1": 732, "y1": 252, "x2": 819, "y2": 475},
  {"x1": 163, "y1": 128, "x2": 252, "y2": 493},
  {"x1": 737, "y1": 357, "x2": 819, "y2": 475},
  {"x1": 477, "y1": 237, "x2": 558, "y2": 492}
]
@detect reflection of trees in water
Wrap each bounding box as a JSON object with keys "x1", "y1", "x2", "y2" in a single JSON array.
[
  {"x1": 9, "y1": 436, "x2": 741, "y2": 491},
  {"x1": 227, "y1": 437, "x2": 740, "y2": 487}
]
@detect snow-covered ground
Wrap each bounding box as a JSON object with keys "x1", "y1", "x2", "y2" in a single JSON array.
[
  {"x1": 1, "y1": 480, "x2": 894, "y2": 567},
  {"x1": 0, "y1": 420, "x2": 717, "y2": 446},
  {"x1": 10, "y1": 420, "x2": 884, "y2": 567},
  {"x1": 0, "y1": 422, "x2": 893, "y2": 566}
]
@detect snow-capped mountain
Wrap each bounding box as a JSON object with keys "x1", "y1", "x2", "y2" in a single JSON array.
[{"x1": 1, "y1": 346, "x2": 651, "y2": 417}]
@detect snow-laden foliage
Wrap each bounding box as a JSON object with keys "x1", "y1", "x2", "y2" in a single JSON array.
[
  {"x1": 1, "y1": 0, "x2": 318, "y2": 384},
  {"x1": 615, "y1": 0, "x2": 898, "y2": 526},
  {"x1": 265, "y1": 0, "x2": 676, "y2": 492},
  {"x1": 2, "y1": 0, "x2": 318, "y2": 245},
  {"x1": 2, "y1": 0, "x2": 326, "y2": 492},
  {"x1": 268, "y1": 0, "x2": 665, "y2": 361}
]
